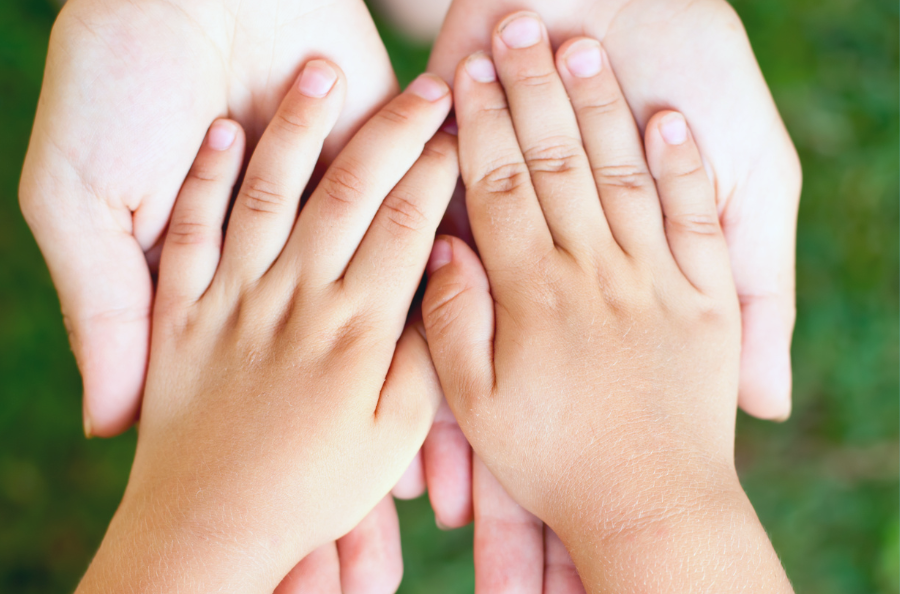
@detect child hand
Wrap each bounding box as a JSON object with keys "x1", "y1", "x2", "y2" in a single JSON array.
[
  {"x1": 429, "y1": 0, "x2": 801, "y2": 421},
  {"x1": 78, "y1": 61, "x2": 458, "y2": 593},
  {"x1": 422, "y1": 14, "x2": 792, "y2": 592}
]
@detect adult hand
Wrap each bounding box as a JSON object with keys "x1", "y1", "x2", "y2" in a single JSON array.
[
  {"x1": 20, "y1": 0, "x2": 397, "y2": 437},
  {"x1": 20, "y1": 1, "x2": 410, "y2": 592}
]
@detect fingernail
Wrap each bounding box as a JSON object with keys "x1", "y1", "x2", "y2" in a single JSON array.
[
  {"x1": 207, "y1": 120, "x2": 237, "y2": 151},
  {"x1": 406, "y1": 74, "x2": 450, "y2": 101},
  {"x1": 660, "y1": 112, "x2": 688, "y2": 145},
  {"x1": 499, "y1": 13, "x2": 543, "y2": 49},
  {"x1": 465, "y1": 52, "x2": 497, "y2": 83},
  {"x1": 564, "y1": 39, "x2": 603, "y2": 78},
  {"x1": 428, "y1": 238, "x2": 452, "y2": 274},
  {"x1": 298, "y1": 60, "x2": 338, "y2": 98},
  {"x1": 435, "y1": 517, "x2": 450, "y2": 530}
]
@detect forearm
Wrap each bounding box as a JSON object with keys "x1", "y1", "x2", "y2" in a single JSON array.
[{"x1": 562, "y1": 485, "x2": 793, "y2": 594}]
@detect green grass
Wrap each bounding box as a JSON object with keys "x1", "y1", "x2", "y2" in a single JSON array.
[{"x1": 0, "y1": 0, "x2": 897, "y2": 592}]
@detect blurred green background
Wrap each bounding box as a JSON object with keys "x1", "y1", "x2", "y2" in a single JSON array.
[{"x1": 0, "y1": 0, "x2": 897, "y2": 591}]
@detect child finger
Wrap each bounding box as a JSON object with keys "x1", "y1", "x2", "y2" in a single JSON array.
[
  {"x1": 281, "y1": 74, "x2": 452, "y2": 287},
  {"x1": 217, "y1": 60, "x2": 345, "y2": 290},
  {"x1": 644, "y1": 111, "x2": 734, "y2": 297},
  {"x1": 491, "y1": 12, "x2": 610, "y2": 255},
  {"x1": 157, "y1": 119, "x2": 244, "y2": 312},
  {"x1": 454, "y1": 52, "x2": 554, "y2": 286},
  {"x1": 556, "y1": 39, "x2": 668, "y2": 260},
  {"x1": 342, "y1": 131, "x2": 458, "y2": 329}
]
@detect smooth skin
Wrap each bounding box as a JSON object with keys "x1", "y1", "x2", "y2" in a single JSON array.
[
  {"x1": 75, "y1": 61, "x2": 459, "y2": 593},
  {"x1": 18, "y1": 0, "x2": 471, "y2": 588},
  {"x1": 421, "y1": 16, "x2": 794, "y2": 593},
  {"x1": 421, "y1": 6, "x2": 801, "y2": 585}
]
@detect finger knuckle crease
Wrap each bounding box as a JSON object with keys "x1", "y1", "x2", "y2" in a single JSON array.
[
  {"x1": 167, "y1": 220, "x2": 213, "y2": 246},
  {"x1": 240, "y1": 177, "x2": 287, "y2": 214},
  {"x1": 476, "y1": 160, "x2": 531, "y2": 195},
  {"x1": 523, "y1": 139, "x2": 584, "y2": 174},
  {"x1": 321, "y1": 166, "x2": 367, "y2": 208},
  {"x1": 578, "y1": 95, "x2": 622, "y2": 118},
  {"x1": 377, "y1": 104, "x2": 414, "y2": 126},
  {"x1": 380, "y1": 192, "x2": 427, "y2": 234},
  {"x1": 273, "y1": 109, "x2": 312, "y2": 135},
  {"x1": 594, "y1": 164, "x2": 652, "y2": 190},
  {"x1": 517, "y1": 69, "x2": 557, "y2": 89},
  {"x1": 665, "y1": 213, "x2": 721, "y2": 236}
]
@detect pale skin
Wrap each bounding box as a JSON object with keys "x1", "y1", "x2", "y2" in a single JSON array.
[
  {"x1": 421, "y1": 13, "x2": 794, "y2": 592},
  {"x1": 76, "y1": 61, "x2": 460, "y2": 593}
]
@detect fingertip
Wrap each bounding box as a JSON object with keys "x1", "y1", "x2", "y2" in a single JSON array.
[
  {"x1": 427, "y1": 236, "x2": 453, "y2": 274},
  {"x1": 298, "y1": 59, "x2": 339, "y2": 98},
  {"x1": 738, "y1": 297, "x2": 795, "y2": 421},
  {"x1": 406, "y1": 73, "x2": 451, "y2": 102},
  {"x1": 557, "y1": 37, "x2": 604, "y2": 80},
  {"x1": 658, "y1": 112, "x2": 688, "y2": 146},
  {"x1": 392, "y1": 450, "x2": 427, "y2": 500}
]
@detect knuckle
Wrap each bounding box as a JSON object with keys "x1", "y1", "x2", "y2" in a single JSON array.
[
  {"x1": 319, "y1": 164, "x2": 368, "y2": 209},
  {"x1": 379, "y1": 191, "x2": 428, "y2": 235},
  {"x1": 424, "y1": 280, "x2": 471, "y2": 337},
  {"x1": 239, "y1": 176, "x2": 288, "y2": 215},
  {"x1": 664, "y1": 212, "x2": 721, "y2": 236},
  {"x1": 576, "y1": 94, "x2": 621, "y2": 119},
  {"x1": 523, "y1": 137, "x2": 585, "y2": 174},
  {"x1": 167, "y1": 219, "x2": 214, "y2": 246},
  {"x1": 375, "y1": 102, "x2": 415, "y2": 126},
  {"x1": 188, "y1": 159, "x2": 225, "y2": 184},
  {"x1": 515, "y1": 68, "x2": 558, "y2": 90},
  {"x1": 475, "y1": 159, "x2": 531, "y2": 196},
  {"x1": 593, "y1": 163, "x2": 653, "y2": 190},
  {"x1": 271, "y1": 107, "x2": 313, "y2": 137},
  {"x1": 421, "y1": 135, "x2": 458, "y2": 165}
]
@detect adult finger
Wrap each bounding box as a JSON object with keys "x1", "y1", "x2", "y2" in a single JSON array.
[
  {"x1": 157, "y1": 120, "x2": 244, "y2": 313},
  {"x1": 423, "y1": 399, "x2": 473, "y2": 528},
  {"x1": 336, "y1": 496, "x2": 404, "y2": 594},
  {"x1": 274, "y1": 542, "x2": 341, "y2": 594},
  {"x1": 473, "y1": 457, "x2": 544, "y2": 594}
]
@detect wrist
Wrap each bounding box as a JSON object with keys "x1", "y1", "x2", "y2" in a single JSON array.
[
  {"x1": 556, "y1": 470, "x2": 791, "y2": 593},
  {"x1": 77, "y1": 484, "x2": 299, "y2": 594}
]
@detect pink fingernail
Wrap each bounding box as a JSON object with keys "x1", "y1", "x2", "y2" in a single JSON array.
[
  {"x1": 465, "y1": 53, "x2": 497, "y2": 83},
  {"x1": 428, "y1": 238, "x2": 453, "y2": 273},
  {"x1": 660, "y1": 113, "x2": 688, "y2": 145},
  {"x1": 499, "y1": 13, "x2": 543, "y2": 49},
  {"x1": 207, "y1": 120, "x2": 237, "y2": 151},
  {"x1": 407, "y1": 74, "x2": 450, "y2": 101},
  {"x1": 298, "y1": 60, "x2": 338, "y2": 98},
  {"x1": 564, "y1": 39, "x2": 603, "y2": 78}
]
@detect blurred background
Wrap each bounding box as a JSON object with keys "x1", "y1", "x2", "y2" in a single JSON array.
[{"x1": 0, "y1": 0, "x2": 897, "y2": 592}]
